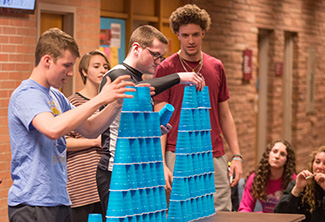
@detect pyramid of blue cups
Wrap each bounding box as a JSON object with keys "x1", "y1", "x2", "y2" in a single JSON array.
[
  {"x1": 167, "y1": 86, "x2": 216, "y2": 222},
  {"x1": 106, "y1": 86, "x2": 167, "y2": 222}
]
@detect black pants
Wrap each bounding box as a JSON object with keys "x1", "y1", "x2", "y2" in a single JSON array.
[
  {"x1": 8, "y1": 205, "x2": 71, "y2": 222},
  {"x1": 71, "y1": 202, "x2": 102, "y2": 222},
  {"x1": 96, "y1": 166, "x2": 112, "y2": 221}
]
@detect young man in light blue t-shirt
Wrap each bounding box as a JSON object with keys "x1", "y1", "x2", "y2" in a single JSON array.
[{"x1": 7, "y1": 28, "x2": 135, "y2": 222}]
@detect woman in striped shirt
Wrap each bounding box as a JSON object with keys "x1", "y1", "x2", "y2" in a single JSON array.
[{"x1": 66, "y1": 50, "x2": 110, "y2": 222}]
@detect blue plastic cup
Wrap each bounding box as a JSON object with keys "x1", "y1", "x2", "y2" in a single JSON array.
[
  {"x1": 107, "y1": 190, "x2": 133, "y2": 217},
  {"x1": 197, "y1": 153, "x2": 204, "y2": 175},
  {"x1": 201, "y1": 195, "x2": 209, "y2": 216},
  {"x1": 114, "y1": 139, "x2": 132, "y2": 164},
  {"x1": 129, "y1": 138, "x2": 141, "y2": 163},
  {"x1": 146, "y1": 188, "x2": 155, "y2": 213},
  {"x1": 208, "y1": 172, "x2": 216, "y2": 194},
  {"x1": 145, "y1": 138, "x2": 155, "y2": 162},
  {"x1": 183, "y1": 178, "x2": 191, "y2": 200},
  {"x1": 192, "y1": 154, "x2": 200, "y2": 175},
  {"x1": 154, "y1": 211, "x2": 163, "y2": 222},
  {"x1": 196, "y1": 196, "x2": 204, "y2": 218},
  {"x1": 167, "y1": 201, "x2": 182, "y2": 221},
  {"x1": 156, "y1": 162, "x2": 165, "y2": 186},
  {"x1": 194, "y1": 176, "x2": 202, "y2": 197},
  {"x1": 205, "y1": 131, "x2": 213, "y2": 151},
  {"x1": 200, "y1": 131, "x2": 208, "y2": 152},
  {"x1": 110, "y1": 165, "x2": 130, "y2": 191},
  {"x1": 190, "y1": 198, "x2": 199, "y2": 220},
  {"x1": 192, "y1": 108, "x2": 201, "y2": 130},
  {"x1": 201, "y1": 108, "x2": 211, "y2": 130},
  {"x1": 137, "y1": 86, "x2": 152, "y2": 111},
  {"x1": 178, "y1": 108, "x2": 194, "y2": 131},
  {"x1": 175, "y1": 131, "x2": 190, "y2": 154},
  {"x1": 130, "y1": 189, "x2": 142, "y2": 214},
  {"x1": 208, "y1": 194, "x2": 216, "y2": 215},
  {"x1": 144, "y1": 113, "x2": 153, "y2": 136},
  {"x1": 153, "y1": 138, "x2": 163, "y2": 161},
  {"x1": 188, "y1": 176, "x2": 197, "y2": 198},
  {"x1": 186, "y1": 199, "x2": 194, "y2": 221},
  {"x1": 158, "y1": 103, "x2": 175, "y2": 126},
  {"x1": 202, "y1": 152, "x2": 210, "y2": 173},
  {"x1": 118, "y1": 112, "x2": 136, "y2": 137},
  {"x1": 150, "y1": 112, "x2": 161, "y2": 137},
  {"x1": 106, "y1": 217, "x2": 129, "y2": 222},
  {"x1": 139, "y1": 188, "x2": 148, "y2": 213},
  {"x1": 187, "y1": 154, "x2": 194, "y2": 176},
  {"x1": 198, "y1": 175, "x2": 205, "y2": 196},
  {"x1": 128, "y1": 164, "x2": 137, "y2": 189},
  {"x1": 201, "y1": 86, "x2": 211, "y2": 108},
  {"x1": 134, "y1": 112, "x2": 146, "y2": 137},
  {"x1": 196, "y1": 87, "x2": 204, "y2": 108},
  {"x1": 170, "y1": 177, "x2": 185, "y2": 201},
  {"x1": 189, "y1": 131, "x2": 197, "y2": 153},
  {"x1": 181, "y1": 200, "x2": 190, "y2": 222},
  {"x1": 194, "y1": 131, "x2": 203, "y2": 153},
  {"x1": 127, "y1": 216, "x2": 137, "y2": 222},
  {"x1": 88, "y1": 213, "x2": 102, "y2": 222},
  {"x1": 149, "y1": 162, "x2": 158, "y2": 186},
  {"x1": 138, "y1": 138, "x2": 149, "y2": 163},
  {"x1": 142, "y1": 213, "x2": 150, "y2": 222},
  {"x1": 182, "y1": 85, "x2": 198, "y2": 109},
  {"x1": 207, "y1": 151, "x2": 214, "y2": 172},
  {"x1": 122, "y1": 86, "x2": 138, "y2": 111},
  {"x1": 173, "y1": 154, "x2": 189, "y2": 177},
  {"x1": 134, "y1": 164, "x2": 144, "y2": 188},
  {"x1": 142, "y1": 163, "x2": 153, "y2": 187},
  {"x1": 153, "y1": 187, "x2": 162, "y2": 211},
  {"x1": 159, "y1": 186, "x2": 167, "y2": 209}
]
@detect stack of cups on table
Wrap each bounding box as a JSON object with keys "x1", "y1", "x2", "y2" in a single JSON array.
[
  {"x1": 167, "y1": 86, "x2": 216, "y2": 222},
  {"x1": 106, "y1": 86, "x2": 167, "y2": 222}
]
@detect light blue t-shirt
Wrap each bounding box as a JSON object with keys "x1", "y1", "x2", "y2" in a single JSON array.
[{"x1": 8, "y1": 79, "x2": 74, "y2": 206}]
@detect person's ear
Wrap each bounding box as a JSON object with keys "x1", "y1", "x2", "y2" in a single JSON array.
[
  {"x1": 176, "y1": 32, "x2": 180, "y2": 40},
  {"x1": 133, "y1": 42, "x2": 141, "y2": 53},
  {"x1": 202, "y1": 30, "x2": 206, "y2": 38},
  {"x1": 82, "y1": 69, "x2": 88, "y2": 78},
  {"x1": 43, "y1": 55, "x2": 52, "y2": 68}
]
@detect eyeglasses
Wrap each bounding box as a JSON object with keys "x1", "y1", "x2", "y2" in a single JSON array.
[{"x1": 145, "y1": 48, "x2": 165, "y2": 62}]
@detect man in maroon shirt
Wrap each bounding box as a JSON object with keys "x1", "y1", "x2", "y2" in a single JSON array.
[{"x1": 153, "y1": 4, "x2": 242, "y2": 211}]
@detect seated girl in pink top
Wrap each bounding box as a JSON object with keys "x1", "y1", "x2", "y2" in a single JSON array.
[{"x1": 239, "y1": 140, "x2": 296, "y2": 213}]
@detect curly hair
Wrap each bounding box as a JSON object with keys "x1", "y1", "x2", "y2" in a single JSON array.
[
  {"x1": 302, "y1": 146, "x2": 325, "y2": 213},
  {"x1": 248, "y1": 140, "x2": 296, "y2": 200},
  {"x1": 169, "y1": 4, "x2": 211, "y2": 34}
]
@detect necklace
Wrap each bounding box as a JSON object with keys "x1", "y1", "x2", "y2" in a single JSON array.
[{"x1": 178, "y1": 50, "x2": 203, "y2": 73}]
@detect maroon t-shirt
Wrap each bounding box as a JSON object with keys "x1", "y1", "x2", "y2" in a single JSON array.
[{"x1": 153, "y1": 53, "x2": 230, "y2": 157}]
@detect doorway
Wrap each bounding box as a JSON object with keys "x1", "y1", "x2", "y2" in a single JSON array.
[{"x1": 37, "y1": 3, "x2": 76, "y2": 97}]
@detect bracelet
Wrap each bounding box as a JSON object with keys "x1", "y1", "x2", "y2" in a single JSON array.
[
  {"x1": 232, "y1": 157, "x2": 242, "y2": 162},
  {"x1": 232, "y1": 154, "x2": 243, "y2": 159}
]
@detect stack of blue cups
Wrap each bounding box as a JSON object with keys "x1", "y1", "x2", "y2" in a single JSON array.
[
  {"x1": 107, "y1": 86, "x2": 167, "y2": 222},
  {"x1": 167, "y1": 85, "x2": 215, "y2": 222}
]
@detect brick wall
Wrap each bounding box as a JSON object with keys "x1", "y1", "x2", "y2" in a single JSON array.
[
  {"x1": 0, "y1": 0, "x2": 100, "y2": 221},
  {"x1": 192, "y1": 0, "x2": 325, "y2": 175},
  {"x1": 1, "y1": 0, "x2": 325, "y2": 220}
]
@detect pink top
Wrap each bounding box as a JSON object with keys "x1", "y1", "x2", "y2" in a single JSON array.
[{"x1": 239, "y1": 172, "x2": 297, "y2": 213}]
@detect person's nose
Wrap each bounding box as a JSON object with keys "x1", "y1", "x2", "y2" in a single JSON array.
[
  {"x1": 188, "y1": 35, "x2": 194, "y2": 44},
  {"x1": 67, "y1": 68, "x2": 74, "y2": 77},
  {"x1": 100, "y1": 66, "x2": 107, "y2": 73}
]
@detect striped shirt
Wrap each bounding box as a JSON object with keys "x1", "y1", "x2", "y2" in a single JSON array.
[{"x1": 66, "y1": 92, "x2": 102, "y2": 208}]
